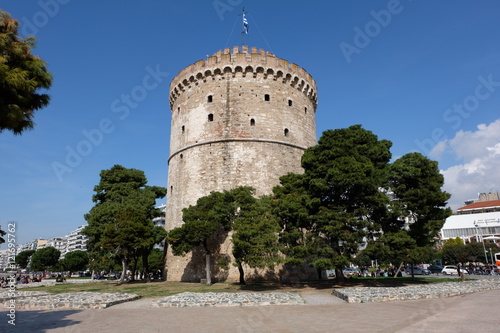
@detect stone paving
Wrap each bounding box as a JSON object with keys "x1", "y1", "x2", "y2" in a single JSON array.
[
  {"x1": 1, "y1": 278, "x2": 500, "y2": 310},
  {"x1": 333, "y1": 278, "x2": 500, "y2": 303},
  {"x1": 152, "y1": 291, "x2": 304, "y2": 308},
  {"x1": 0, "y1": 291, "x2": 140, "y2": 310}
]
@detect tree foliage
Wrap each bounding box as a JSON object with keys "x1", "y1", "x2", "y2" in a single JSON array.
[
  {"x1": 0, "y1": 10, "x2": 52, "y2": 135},
  {"x1": 274, "y1": 125, "x2": 392, "y2": 278},
  {"x1": 168, "y1": 186, "x2": 283, "y2": 284},
  {"x1": 30, "y1": 247, "x2": 60, "y2": 271},
  {"x1": 15, "y1": 249, "x2": 35, "y2": 269},
  {"x1": 168, "y1": 190, "x2": 237, "y2": 285},
  {"x1": 168, "y1": 125, "x2": 452, "y2": 282},
  {"x1": 388, "y1": 152, "x2": 452, "y2": 247},
  {"x1": 231, "y1": 190, "x2": 281, "y2": 284},
  {"x1": 60, "y1": 250, "x2": 89, "y2": 272},
  {"x1": 272, "y1": 126, "x2": 451, "y2": 278},
  {"x1": 442, "y1": 240, "x2": 498, "y2": 265},
  {"x1": 82, "y1": 165, "x2": 166, "y2": 283},
  {"x1": 146, "y1": 248, "x2": 165, "y2": 275}
]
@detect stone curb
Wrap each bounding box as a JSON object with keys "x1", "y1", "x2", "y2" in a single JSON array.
[
  {"x1": 1, "y1": 292, "x2": 141, "y2": 310},
  {"x1": 333, "y1": 280, "x2": 500, "y2": 303}
]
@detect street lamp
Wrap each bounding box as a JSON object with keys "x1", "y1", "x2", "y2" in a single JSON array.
[
  {"x1": 474, "y1": 221, "x2": 488, "y2": 264},
  {"x1": 489, "y1": 248, "x2": 494, "y2": 264}
]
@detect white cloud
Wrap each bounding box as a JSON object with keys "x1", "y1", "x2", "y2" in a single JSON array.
[
  {"x1": 439, "y1": 119, "x2": 500, "y2": 210},
  {"x1": 429, "y1": 140, "x2": 447, "y2": 160}
]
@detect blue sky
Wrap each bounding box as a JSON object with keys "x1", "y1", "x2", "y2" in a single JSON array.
[{"x1": 2, "y1": 0, "x2": 500, "y2": 246}]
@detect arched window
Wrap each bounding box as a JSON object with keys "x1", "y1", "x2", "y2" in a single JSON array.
[
  {"x1": 250, "y1": 118, "x2": 255, "y2": 126},
  {"x1": 208, "y1": 114, "x2": 214, "y2": 122},
  {"x1": 181, "y1": 125, "x2": 185, "y2": 133},
  {"x1": 284, "y1": 128, "x2": 289, "y2": 137},
  {"x1": 288, "y1": 99, "x2": 293, "y2": 106},
  {"x1": 264, "y1": 94, "x2": 270, "y2": 101},
  {"x1": 207, "y1": 95, "x2": 213, "y2": 103}
]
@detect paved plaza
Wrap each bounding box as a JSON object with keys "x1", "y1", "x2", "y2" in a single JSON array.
[{"x1": 1, "y1": 279, "x2": 499, "y2": 332}]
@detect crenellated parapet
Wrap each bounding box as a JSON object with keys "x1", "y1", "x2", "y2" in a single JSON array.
[{"x1": 169, "y1": 46, "x2": 318, "y2": 109}]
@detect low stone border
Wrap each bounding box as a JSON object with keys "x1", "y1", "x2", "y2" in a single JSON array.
[
  {"x1": 152, "y1": 292, "x2": 305, "y2": 308},
  {"x1": 0, "y1": 290, "x2": 52, "y2": 301},
  {"x1": 333, "y1": 279, "x2": 500, "y2": 303},
  {"x1": 0, "y1": 292, "x2": 140, "y2": 310},
  {"x1": 15, "y1": 279, "x2": 105, "y2": 288}
]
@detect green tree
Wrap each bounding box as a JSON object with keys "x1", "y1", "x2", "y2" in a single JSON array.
[
  {"x1": 274, "y1": 125, "x2": 392, "y2": 279},
  {"x1": 60, "y1": 250, "x2": 89, "y2": 272},
  {"x1": 168, "y1": 190, "x2": 235, "y2": 285},
  {"x1": 102, "y1": 207, "x2": 155, "y2": 284},
  {"x1": 442, "y1": 243, "x2": 468, "y2": 265},
  {"x1": 82, "y1": 165, "x2": 166, "y2": 282},
  {"x1": 372, "y1": 152, "x2": 452, "y2": 276},
  {"x1": 0, "y1": 10, "x2": 52, "y2": 135},
  {"x1": 443, "y1": 237, "x2": 465, "y2": 247},
  {"x1": 30, "y1": 247, "x2": 60, "y2": 271},
  {"x1": 388, "y1": 152, "x2": 452, "y2": 247},
  {"x1": 231, "y1": 190, "x2": 281, "y2": 284},
  {"x1": 272, "y1": 173, "x2": 319, "y2": 268},
  {"x1": 147, "y1": 248, "x2": 165, "y2": 276},
  {"x1": 15, "y1": 249, "x2": 35, "y2": 269}
]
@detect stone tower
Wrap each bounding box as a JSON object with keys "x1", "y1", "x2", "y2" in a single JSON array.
[{"x1": 165, "y1": 46, "x2": 317, "y2": 281}]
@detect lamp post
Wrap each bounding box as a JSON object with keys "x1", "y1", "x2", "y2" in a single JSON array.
[
  {"x1": 489, "y1": 248, "x2": 494, "y2": 265},
  {"x1": 474, "y1": 221, "x2": 488, "y2": 264}
]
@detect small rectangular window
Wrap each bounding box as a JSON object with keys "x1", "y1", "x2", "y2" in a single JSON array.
[
  {"x1": 264, "y1": 94, "x2": 270, "y2": 101},
  {"x1": 208, "y1": 95, "x2": 213, "y2": 103},
  {"x1": 288, "y1": 99, "x2": 292, "y2": 106}
]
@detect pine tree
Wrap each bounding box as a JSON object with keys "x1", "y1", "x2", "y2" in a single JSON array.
[{"x1": 0, "y1": 10, "x2": 52, "y2": 134}]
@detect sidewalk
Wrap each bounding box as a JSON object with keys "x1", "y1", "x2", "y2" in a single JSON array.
[{"x1": 1, "y1": 289, "x2": 498, "y2": 332}]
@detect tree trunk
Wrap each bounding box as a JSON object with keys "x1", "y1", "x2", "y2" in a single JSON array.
[
  {"x1": 317, "y1": 268, "x2": 322, "y2": 280},
  {"x1": 336, "y1": 267, "x2": 344, "y2": 282},
  {"x1": 238, "y1": 262, "x2": 246, "y2": 285},
  {"x1": 118, "y1": 257, "x2": 128, "y2": 285},
  {"x1": 130, "y1": 256, "x2": 137, "y2": 281},
  {"x1": 205, "y1": 254, "x2": 212, "y2": 285},
  {"x1": 394, "y1": 262, "x2": 404, "y2": 277},
  {"x1": 203, "y1": 240, "x2": 211, "y2": 285},
  {"x1": 142, "y1": 252, "x2": 150, "y2": 282}
]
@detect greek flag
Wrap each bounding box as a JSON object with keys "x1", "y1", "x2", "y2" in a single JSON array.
[{"x1": 243, "y1": 13, "x2": 249, "y2": 34}]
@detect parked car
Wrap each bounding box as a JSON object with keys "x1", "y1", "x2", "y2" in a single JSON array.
[
  {"x1": 342, "y1": 268, "x2": 359, "y2": 277},
  {"x1": 427, "y1": 265, "x2": 443, "y2": 274},
  {"x1": 441, "y1": 265, "x2": 468, "y2": 275},
  {"x1": 405, "y1": 266, "x2": 431, "y2": 275}
]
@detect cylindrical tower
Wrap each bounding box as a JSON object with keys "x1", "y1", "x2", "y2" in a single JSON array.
[{"x1": 165, "y1": 46, "x2": 317, "y2": 281}]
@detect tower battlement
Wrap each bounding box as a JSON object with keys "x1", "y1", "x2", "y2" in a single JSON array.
[{"x1": 169, "y1": 46, "x2": 317, "y2": 109}]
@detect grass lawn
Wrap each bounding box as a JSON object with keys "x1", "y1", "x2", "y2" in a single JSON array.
[{"x1": 26, "y1": 276, "x2": 462, "y2": 298}]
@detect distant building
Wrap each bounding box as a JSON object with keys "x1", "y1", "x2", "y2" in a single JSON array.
[
  {"x1": 0, "y1": 249, "x2": 10, "y2": 271},
  {"x1": 16, "y1": 238, "x2": 46, "y2": 254},
  {"x1": 63, "y1": 225, "x2": 88, "y2": 256},
  {"x1": 440, "y1": 193, "x2": 500, "y2": 246},
  {"x1": 44, "y1": 237, "x2": 68, "y2": 256},
  {"x1": 153, "y1": 204, "x2": 166, "y2": 251}
]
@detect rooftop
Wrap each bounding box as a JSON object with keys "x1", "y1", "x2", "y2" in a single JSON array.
[{"x1": 457, "y1": 199, "x2": 500, "y2": 212}]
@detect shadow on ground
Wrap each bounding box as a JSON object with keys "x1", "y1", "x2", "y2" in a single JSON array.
[
  {"x1": 0, "y1": 310, "x2": 82, "y2": 333},
  {"x1": 236, "y1": 277, "x2": 454, "y2": 292}
]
